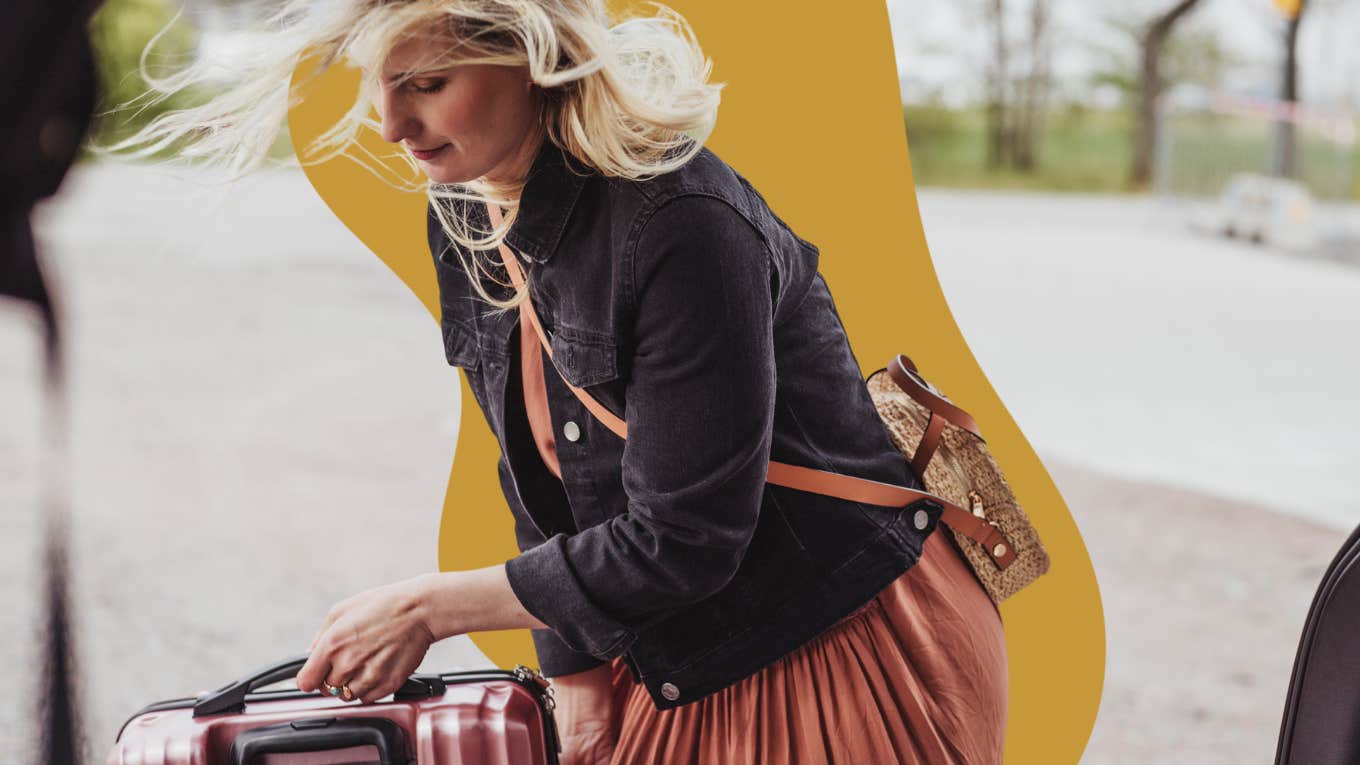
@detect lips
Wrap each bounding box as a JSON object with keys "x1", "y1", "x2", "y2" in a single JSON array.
[{"x1": 409, "y1": 144, "x2": 449, "y2": 161}]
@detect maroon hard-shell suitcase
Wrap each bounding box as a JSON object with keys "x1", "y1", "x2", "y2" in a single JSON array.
[{"x1": 107, "y1": 654, "x2": 561, "y2": 765}]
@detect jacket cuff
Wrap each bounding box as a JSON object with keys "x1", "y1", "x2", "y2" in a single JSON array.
[
  {"x1": 529, "y1": 628, "x2": 609, "y2": 678},
  {"x1": 504, "y1": 533, "x2": 636, "y2": 660}
]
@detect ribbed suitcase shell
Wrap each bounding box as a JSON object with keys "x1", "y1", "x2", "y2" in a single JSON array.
[{"x1": 108, "y1": 655, "x2": 560, "y2": 765}]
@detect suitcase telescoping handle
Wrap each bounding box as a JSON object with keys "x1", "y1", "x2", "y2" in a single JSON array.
[
  {"x1": 229, "y1": 716, "x2": 408, "y2": 765},
  {"x1": 194, "y1": 654, "x2": 446, "y2": 718}
]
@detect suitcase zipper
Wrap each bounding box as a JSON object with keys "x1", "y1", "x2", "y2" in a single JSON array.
[{"x1": 511, "y1": 665, "x2": 561, "y2": 759}]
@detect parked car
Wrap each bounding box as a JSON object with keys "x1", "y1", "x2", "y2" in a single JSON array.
[{"x1": 1207, "y1": 172, "x2": 1315, "y2": 249}]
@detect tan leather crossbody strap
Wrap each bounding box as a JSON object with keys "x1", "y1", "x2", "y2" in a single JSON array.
[
  {"x1": 487, "y1": 204, "x2": 630, "y2": 438},
  {"x1": 485, "y1": 203, "x2": 1014, "y2": 569},
  {"x1": 763, "y1": 462, "x2": 1015, "y2": 567}
]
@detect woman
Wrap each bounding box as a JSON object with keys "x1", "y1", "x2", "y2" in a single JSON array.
[{"x1": 111, "y1": 1, "x2": 1007, "y2": 762}]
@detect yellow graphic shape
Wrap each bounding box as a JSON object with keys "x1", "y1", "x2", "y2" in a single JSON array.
[{"x1": 287, "y1": 3, "x2": 1105, "y2": 761}]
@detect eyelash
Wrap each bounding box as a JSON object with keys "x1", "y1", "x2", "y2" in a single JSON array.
[{"x1": 409, "y1": 79, "x2": 446, "y2": 94}]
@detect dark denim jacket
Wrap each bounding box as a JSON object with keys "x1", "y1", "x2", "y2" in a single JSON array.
[{"x1": 427, "y1": 138, "x2": 942, "y2": 711}]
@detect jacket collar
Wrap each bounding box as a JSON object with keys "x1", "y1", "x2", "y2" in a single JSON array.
[{"x1": 502, "y1": 138, "x2": 593, "y2": 265}]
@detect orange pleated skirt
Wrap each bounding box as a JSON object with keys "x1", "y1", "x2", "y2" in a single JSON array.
[
  {"x1": 518, "y1": 316, "x2": 1007, "y2": 762},
  {"x1": 605, "y1": 531, "x2": 1008, "y2": 764}
]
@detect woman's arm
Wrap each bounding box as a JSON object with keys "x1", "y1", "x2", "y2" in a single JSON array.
[{"x1": 416, "y1": 563, "x2": 549, "y2": 638}]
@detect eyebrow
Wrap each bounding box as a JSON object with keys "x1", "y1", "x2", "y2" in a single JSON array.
[{"x1": 385, "y1": 67, "x2": 449, "y2": 84}]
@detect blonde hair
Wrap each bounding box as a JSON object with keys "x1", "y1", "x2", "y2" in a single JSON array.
[{"x1": 99, "y1": 0, "x2": 723, "y2": 310}]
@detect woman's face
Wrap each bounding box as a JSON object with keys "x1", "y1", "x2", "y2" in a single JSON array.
[{"x1": 373, "y1": 30, "x2": 543, "y2": 185}]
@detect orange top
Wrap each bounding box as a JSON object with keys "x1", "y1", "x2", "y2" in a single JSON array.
[{"x1": 520, "y1": 315, "x2": 562, "y2": 480}]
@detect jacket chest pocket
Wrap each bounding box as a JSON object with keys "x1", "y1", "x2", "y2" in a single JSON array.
[
  {"x1": 547, "y1": 323, "x2": 620, "y2": 388},
  {"x1": 433, "y1": 239, "x2": 491, "y2": 372},
  {"x1": 441, "y1": 316, "x2": 481, "y2": 370},
  {"x1": 536, "y1": 321, "x2": 628, "y2": 463}
]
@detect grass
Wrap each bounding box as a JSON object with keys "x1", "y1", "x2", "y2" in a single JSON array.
[
  {"x1": 82, "y1": 0, "x2": 297, "y2": 167},
  {"x1": 904, "y1": 104, "x2": 1360, "y2": 200}
]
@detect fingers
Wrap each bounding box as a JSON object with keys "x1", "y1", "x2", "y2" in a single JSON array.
[
  {"x1": 344, "y1": 666, "x2": 384, "y2": 705},
  {"x1": 323, "y1": 670, "x2": 357, "y2": 701},
  {"x1": 299, "y1": 651, "x2": 387, "y2": 705},
  {"x1": 297, "y1": 627, "x2": 370, "y2": 699},
  {"x1": 336, "y1": 671, "x2": 401, "y2": 705},
  {"x1": 296, "y1": 651, "x2": 332, "y2": 694},
  {"x1": 297, "y1": 639, "x2": 354, "y2": 696},
  {"x1": 300, "y1": 602, "x2": 349, "y2": 689},
  {"x1": 338, "y1": 651, "x2": 418, "y2": 705},
  {"x1": 308, "y1": 604, "x2": 344, "y2": 653}
]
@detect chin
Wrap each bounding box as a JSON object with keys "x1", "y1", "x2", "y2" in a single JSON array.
[{"x1": 423, "y1": 164, "x2": 470, "y2": 185}]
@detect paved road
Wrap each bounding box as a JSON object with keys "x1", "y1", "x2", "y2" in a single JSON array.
[
  {"x1": 1, "y1": 163, "x2": 487, "y2": 762},
  {"x1": 3, "y1": 167, "x2": 1353, "y2": 762},
  {"x1": 918, "y1": 188, "x2": 1360, "y2": 530}
]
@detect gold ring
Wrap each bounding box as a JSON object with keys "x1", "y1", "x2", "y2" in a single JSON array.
[{"x1": 340, "y1": 684, "x2": 355, "y2": 702}]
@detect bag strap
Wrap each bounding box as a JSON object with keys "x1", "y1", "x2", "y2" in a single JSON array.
[
  {"x1": 484, "y1": 203, "x2": 1016, "y2": 570},
  {"x1": 882, "y1": 355, "x2": 983, "y2": 478}
]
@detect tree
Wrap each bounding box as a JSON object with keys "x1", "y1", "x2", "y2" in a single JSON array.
[
  {"x1": 86, "y1": 0, "x2": 200, "y2": 149},
  {"x1": 1275, "y1": 0, "x2": 1308, "y2": 177},
  {"x1": 982, "y1": 0, "x2": 1011, "y2": 169},
  {"x1": 979, "y1": 0, "x2": 1055, "y2": 172},
  {"x1": 1132, "y1": 0, "x2": 1204, "y2": 188},
  {"x1": 1011, "y1": 0, "x2": 1052, "y2": 170}
]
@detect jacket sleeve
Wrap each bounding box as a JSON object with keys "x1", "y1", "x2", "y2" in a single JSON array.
[
  {"x1": 498, "y1": 455, "x2": 611, "y2": 677},
  {"x1": 502, "y1": 194, "x2": 776, "y2": 660}
]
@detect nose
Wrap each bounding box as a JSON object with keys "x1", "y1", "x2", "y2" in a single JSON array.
[{"x1": 374, "y1": 86, "x2": 416, "y2": 144}]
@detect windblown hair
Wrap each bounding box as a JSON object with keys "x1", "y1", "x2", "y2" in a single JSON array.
[{"x1": 100, "y1": 0, "x2": 723, "y2": 309}]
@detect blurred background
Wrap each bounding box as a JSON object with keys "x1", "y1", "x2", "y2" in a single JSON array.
[
  {"x1": 2, "y1": 0, "x2": 1356, "y2": 763},
  {"x1": 888, "y1": 0, "x2": 1358, "y2": 761}
]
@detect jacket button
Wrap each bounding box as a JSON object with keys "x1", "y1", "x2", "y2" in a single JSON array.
[
  {"x1": 660, "y1": 682, "x2": 680, "y2": 701},
  {"x1": 563, "y1": 421, "x2": 581, "y2": 442},
  {"x1": 913, "y1": 509, "x2": 929, "y2": 530}
]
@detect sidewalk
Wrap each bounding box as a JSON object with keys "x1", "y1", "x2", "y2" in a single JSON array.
[
  {"x1": 1048, "y1": 458, "x2": 1348, "y2": 763},
  {"x1": 0, "y1": 166, "x2": 1351, "y2": 762}
]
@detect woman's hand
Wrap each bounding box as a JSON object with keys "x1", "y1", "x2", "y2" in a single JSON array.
[
  {"x1": 296, "y1": 576, "x2": 436, "y2": 705},
  {"x1": 552, "y1": 662, "x2": 620, "y2": 765},
  {"x1": 293, "y1": 564, "x2": 552, "y2": 705},
  {"x1": 560, "y1": 722, "x2": 617, "y2": 765}
]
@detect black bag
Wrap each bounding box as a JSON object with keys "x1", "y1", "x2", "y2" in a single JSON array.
[{"x1": 1274, "y1": 523, "x2": 1360, "y2": 764}]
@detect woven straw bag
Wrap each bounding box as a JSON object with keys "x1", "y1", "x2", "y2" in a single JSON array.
[{"x1": 866, "y1": 356, "x2": 1049, "y2": 602}]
